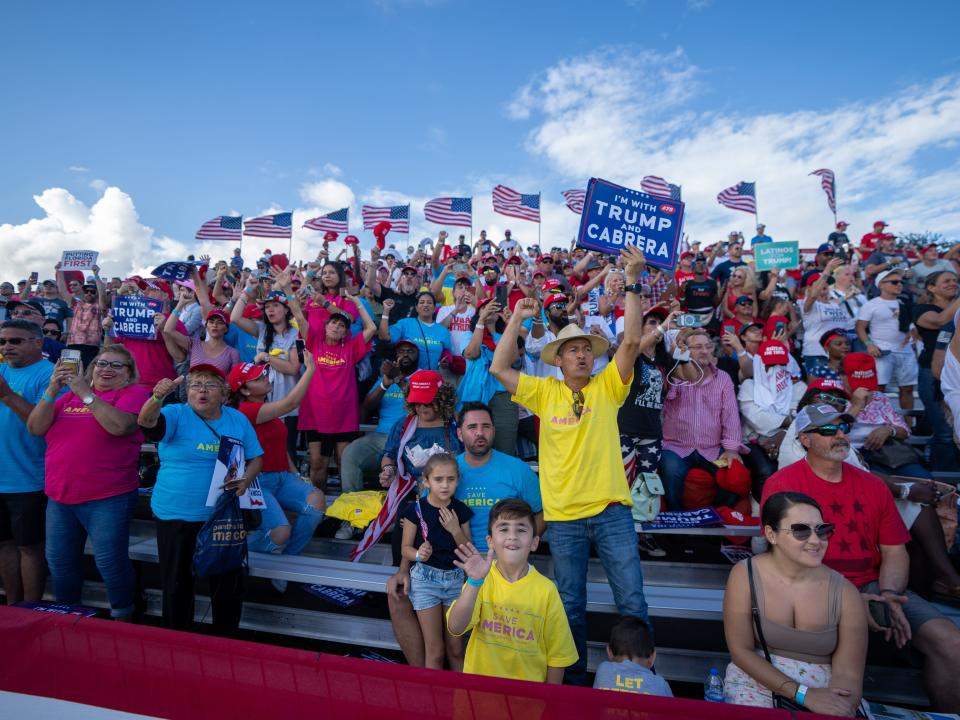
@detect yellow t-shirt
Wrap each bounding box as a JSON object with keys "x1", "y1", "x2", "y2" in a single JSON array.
[
  {"x1": 448, "y1": 563, "x2": 578, "y2": 682},
  {"x1": 512, "y1": 361, "x2": 632, "y2": 521}
]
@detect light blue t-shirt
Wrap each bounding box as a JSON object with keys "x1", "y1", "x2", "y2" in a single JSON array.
[
  {"x1": 367, "y1": 374, "x2": 408, "y2": 434},
  {"x1": 455, "y1": 450, "x2": 543, "y2": 552},
  {"x1": 225, "y1": 324, "x2": 259, "y2": 364},
  {"x1": 389, "y1": 318, "x2": 451, "y2": 370},
  {"x1": 593, "y1": 660, "x2": 673, "y2": 697},
  {"x1": 456, "y1": 340, "x2": 507, "y2": 409},
  {"x1": 150, "y1": 404, "x2": 263, "y2": 521},
  {"x1": 0, "y1": 359, "x2": 55, "y2": 492}
]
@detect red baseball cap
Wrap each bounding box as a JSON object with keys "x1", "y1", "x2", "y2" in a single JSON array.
[
  {"x1": 406, "y1": 370, "x2": 443, "y2": 404},
  {"x1": 344, "y1": 234, "x2": 359, "y2": 246},
  {"x1": 543, "y1": 293, "x2": 568, "y2": 310},
  {"x1": 536, "y1": 254, "x2": 553, "y2": 263},
  {"x1": 227, "y1": 362, "x2": 269, "y2": 392},
  {"x1": 843, "y1": 352, "x2": 879, "y2": 391},
  {"x1": 506, "y1": 255, "x2": 523, "y2": 265},
  {"x1": 440, "y1": 350, "x2": 466, "y2": 376},
  {"x1": 188, "y1": 363, "x2": 227, "y2": 381},
  {"x1": 644, "y1": 304, "x2": 670, "y2": 320},
  {"x1": 873, "y1": 220, "x2": 888, "y2": 227},
  {"x1": 807, "y1": 377, "x2": 849, "y2": 397},
  {"x1": 323, "y1": 231, "x2": 338, "y2": 242},
  {"x1": 206, "y1": 308, "x2": 230, "y2": 325},
  {"x1": 758, "y1": 339, "x2": 789, "y2": 366},
  {"x1": 836, "y1": 220, "x2": 849, "y2": 228},
  {"x1": 541, "y1": 278, "x2": 563, "y2": 293}
]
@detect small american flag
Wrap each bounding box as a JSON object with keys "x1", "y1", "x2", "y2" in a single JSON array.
[
  {"x1": 492, "y1": 184, "x2": 540, "y2": 222},
  {"x1": 362, "y1": 204, "x2": 410, "y2": 233},
  {"x1": 717, "y1": 182, "x2": 757, "y2": 215},
  {"x1": 424, "y1": 197, "x2": 472, "y2": 227},
  {"x1": 641, "y1": 175, "x2": 682, "y2": 201},
  {"x1": 304, "y1": 207, "x2": 348, "y2": 233},
  {"x1": 244, "y1": 212, "x2": 292, "y2": 238},
  {"x1": 562, "y1": 189, "x2": 586, "y2": 214},
  {"x1": 195, "y1": 215, "x2": 242, "y2": 241},
  {"x1": 809, "y1": 169, "x2": 836, "y2": 214}
]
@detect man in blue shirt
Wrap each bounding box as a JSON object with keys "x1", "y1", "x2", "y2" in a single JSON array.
[
  {"x1": 0, "y1": 320, "x2": 55, "y2": 604},
  {"x1": 337, "y1": 341, "x2": 421, "y2": 538},
  {"x1": 750, "y1": 224, "x2": 773, "y2": 245}
]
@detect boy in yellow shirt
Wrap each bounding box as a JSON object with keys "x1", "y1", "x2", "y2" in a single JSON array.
[{"x1": 446, "y1": 499, "x2": 577, "y2": 683}]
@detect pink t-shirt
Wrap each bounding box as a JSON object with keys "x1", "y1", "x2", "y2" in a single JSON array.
[
  {"x1": 116, "y1": 320, "x2": 186, "y2": 388},
  {"x1": 298, "y1": 333, "x2": 371, "y2": 433},
  {"x1": 305, "y1": 294, "x2": 359, "y2": 341},
  {"x1": 45, "y1": 385, "x2": 151, "y2": 504}
]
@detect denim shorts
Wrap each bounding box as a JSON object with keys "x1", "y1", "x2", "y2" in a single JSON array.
[{"x1": 409, "y1": 562, "x2": 465, "y2": 611}]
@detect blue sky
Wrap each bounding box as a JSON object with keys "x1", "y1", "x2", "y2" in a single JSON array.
[{"x1": 2, "y1": 0, "x2": 960, "y2": 276}]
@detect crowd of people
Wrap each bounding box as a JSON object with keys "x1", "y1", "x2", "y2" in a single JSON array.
[{"x1": 1, "y1": 219, "x2": 959, "y2": 713}]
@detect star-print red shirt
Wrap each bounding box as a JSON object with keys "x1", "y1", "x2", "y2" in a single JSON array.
[{"x1": 762, "y1": 459, "x2": 910, "y2": 588}]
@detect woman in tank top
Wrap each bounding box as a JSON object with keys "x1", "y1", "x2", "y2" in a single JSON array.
[{"x1": 722, "y1": 491, "x2": 867, "y2": 716}]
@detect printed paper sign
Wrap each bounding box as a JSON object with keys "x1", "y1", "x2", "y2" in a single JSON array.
[
  {"x1": 753, "y1": 241, "x2": 800, "y2": 272},
  {"x1": 205, "y1": 435, "x2": 265, "y2": 511},
  {"x1": 641, "y1": 507, "x2": 723, "y2": 530},
  {"x1": 305, "y1": 585, "x2": 368, "y2": 608},
  {"x1": 151, "y1": 261, "x2": 195, "y2": 282},
  {"x1": 576, "y1": 177, "x2": 685, "y2": 271},
  {"x1": 60, "y1": 250, "x2": 98, "y2": 272},
  {"x1": 111, "y1": 296, "x2": 165, "y2": 339}
]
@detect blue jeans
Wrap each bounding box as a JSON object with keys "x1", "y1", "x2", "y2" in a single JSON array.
[
  {"x1": 247, "y1": 472, "x2": 324, "y2": 555},
  {"x1": 548, "y1": 503, "x2": 650, "y2": 685},
  {"x1": 659, "y1": 449, "x2": 739, "y2": 511},
  {"x1": 918, "y1": 366, "x2": 957, "y2": 471},
  {"x1": 868, "y1": 462, "x2": 932, "y2": 480},
  {"x1": 45, "y1": 490, "x2": 138, "y2": 618}
]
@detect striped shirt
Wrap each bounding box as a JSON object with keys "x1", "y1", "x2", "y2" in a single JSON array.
[{"x1": 662, "y1": 367, "x2": 743, "y2": 460}]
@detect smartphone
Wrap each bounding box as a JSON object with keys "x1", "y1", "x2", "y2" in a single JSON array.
[
  {"x1": 868, "y1": 600, "x2": 890, "y2": 628},
  {"x1": 339, "y1": 288, "x2": 347, "y2": 297},
  {"x1": 722, "y1": 323, "x2": 737, "y2": 336},
  {"x1": 295, "y1": 338, "x2": 305, "y2": 365},
  {"x1": 495, "y1": 285, "x2": 509, "y2": 307},
  {"x1": 775, "y1": 321, "x2": 786, "y2": 335},
  {"x1": 29, "y1": 272, "x2": 38, "y2": 284},
  {"x1": 61, "y1": 348, "x2": 82, "y2": 375}
]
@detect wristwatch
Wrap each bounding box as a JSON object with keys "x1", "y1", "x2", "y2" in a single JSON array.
[
  {"x1": 625, "y1": 283, "x2": 644, "y2": 294},
  {"x1": 82, "y1": 394, "x2": 95, "y2": 406}
]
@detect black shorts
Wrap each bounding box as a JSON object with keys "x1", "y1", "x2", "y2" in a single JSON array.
[
  {"x1": 0, "y1": 491, "x2": 47, "y2": 546},
  {"x1": 304, "y1": 431, "x2": 360, "y2": 456}
]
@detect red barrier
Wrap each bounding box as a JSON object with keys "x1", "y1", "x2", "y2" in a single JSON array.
[{"x1": 0, "y1": 606, "x2": 812, "y2": 719}]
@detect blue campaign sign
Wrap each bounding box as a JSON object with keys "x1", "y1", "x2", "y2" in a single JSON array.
[
  {"x1": 112, "y1": 296, "x2": 165, "y2": 339},
  {"x1": 576, "y1": 177, "x2": 685, "y2": 271},
  {"x1": 152, "y1": 261, "x2": 195, "y2": 282}
]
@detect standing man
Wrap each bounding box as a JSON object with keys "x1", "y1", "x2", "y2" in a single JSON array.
[
  {"x1": 828, "y1": 221, "x2": 850, "y2": 247},
  {"x1": 491, "y1": 246, "x2": 651, "y2": 685},
  {"x1": 750, "y1": 224, "x2": 772, "y2": 245},
  {"x1": 710, "y1": 239, "x2": 747, "y2": 284},
  {"x1": 0, "y1": 320, "x2": 55, "y2": 604}
]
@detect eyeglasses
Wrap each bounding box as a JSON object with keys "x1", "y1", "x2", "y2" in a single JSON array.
[
  {"x1": 401, "y1": 271, "x2": 418, "y2": 277},
  {"x1": 43, "y1": 329, "x2": 61, "y2": 336},
  {"x1": 93, "y1": 360, "x2": 129, "y2": 370},
  {"x1": 806, "y1": 422, "x2": 851, "y2": 436},
  {"x1": 812, "y1": 392, "x2": 846, "y2": 407},
  {"x1": 541, "y1": 258, "x2": 554, "y2": 264},
  {"x1": 187, "y1": 382, "x2": 223, "y2": 392},
  {"x1": 778, "y1": 523, "x2": 835, "y2": 541},
  {"x1": 0, "y1": 337, "x2": 32, "y2": 345},
  {"x1": 686, "y1": 343, "x2": 713, "y2": 352},
  {"x1": 572, "y1": 389, "x2": 584, "y2": 419}
]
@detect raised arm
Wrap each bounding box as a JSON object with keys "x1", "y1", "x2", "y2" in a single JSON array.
[
  {"x1": 431, "y1": 230, "x2": 447, "y2": 271},
  {"x1": 254, "y1": 353, "x2": 316, "y2": 424},
  {"x1": 162, "y1": 296, "x2": 191, "y2": 356},
  {"x1": 490, "y1": 298, "x2": 537, "y2": 395},
  {"x1": 345, "y1": 292, "x2": 378, "y2": 343},
  {"x1": 230, "y1": 273, "x2": 261, "y2": 336},
  {"x1": 464, "y1": 301, "x2": 499, "y2": 360},
  {"x1": 613, "y1": 246, "x2": 647, "y2": 383},
  {"x1": 191, "y1": 264, "x2": 213, "y2": 319},
  {"x1": 365, "y1": 246, "x2": 384, "y2": 296}
]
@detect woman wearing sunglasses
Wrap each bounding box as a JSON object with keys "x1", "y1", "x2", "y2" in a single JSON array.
[
  {"x1": 723, "y1": 491, "x2": 867, "y2": 715},
  {"x1": 26, "y1": 346, "x2": 150, "y2": 621}
]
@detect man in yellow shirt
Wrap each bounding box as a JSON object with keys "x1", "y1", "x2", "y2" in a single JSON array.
[
  {"x1": 447, "y1": 499, "x2": 577, "y2": 682},
  {"x1": 490, "y1": 245, "x2": 652, "y2": 685}
]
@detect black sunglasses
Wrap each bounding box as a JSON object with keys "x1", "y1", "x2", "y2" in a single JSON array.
[
  {"x1": 43, "y1": 329, "x2": 61, "y2": 336},
  {"x1": 572, "y1": 389, "x2": 584, "y2": 420},
  {"x1": 882, "y1": 279, "x2": 903, "y2": 286},
  {"x1": 0, "y1": 337, "x2": 29, "y2": 345},
  {"x1": 778, "y1": 523, "x2": 835, "y2": 541},
  {"x1": 807, "y1": 422, "x2": 851, "y2": 436}
]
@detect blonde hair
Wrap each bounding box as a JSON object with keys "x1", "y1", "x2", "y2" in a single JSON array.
[{"x1": 422, "y1": 453, "x2": 459, "y2": 482}]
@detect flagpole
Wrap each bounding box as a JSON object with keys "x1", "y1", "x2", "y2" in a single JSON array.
[
  {"x1": 469, "y1": 197, "x2": 473, "y2": 245},
  {"x1": 537, "y1": 192, "x2": 542, "y2": 246},
  {"x1": 288, "y1": 214, "x2": 293, "y2": 259},
  {"x1": 833, "y1": 178, "x2": 838, "y2": 226},
  {"x1": 753, "y1": 184, "x2": 760, "y2": 229}
]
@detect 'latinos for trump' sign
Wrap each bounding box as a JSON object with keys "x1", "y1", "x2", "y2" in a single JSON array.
[
  {"x1": 111, "y1": 296, "x2": 165, "y2": 339},
  {"x1": 753, "y1": 241, "x2": 800, "y2": 272},
  {"x1": 576, "y1": 177, "x2": 685, "y2": 271}
]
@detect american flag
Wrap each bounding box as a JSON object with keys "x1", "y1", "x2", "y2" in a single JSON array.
[
  {"x1": 304, "y1": 207, "x2": 348, "y2": 233},
  {"x1": 562, "y1": 189, "x2": 586, "y2": 214},
  {"x1": 641, "y1": 175, "x2": 682, "y2": 201},
  {"x1": 423, "y1": 197, "x2": 472, "y2": 227},
  {"x1": 195, "y1": 215, "x2": 242, "y2": 241},
  {"x1": 717, "y1": 182, "x2": 757, "y2": 215},
  {"x1": 244, "y1": 212, "x2": 292, "y2": 238},
  {"x1": 362, "y1": 204, "x2": 410, "y2": 233},
  {"x1": 809, "y1": 169, "x2": 836, "y2": 214},
  {"x1": 492, "y1": 184, "x2": 540, "y2": 222}
]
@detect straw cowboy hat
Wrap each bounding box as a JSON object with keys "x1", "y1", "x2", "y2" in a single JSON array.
[{"x1": 540, "y1": 324, "x2": 609, "y2": 366}]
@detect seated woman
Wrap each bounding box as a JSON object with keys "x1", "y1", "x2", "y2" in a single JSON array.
[
  {"x1": 723, "y1": 491, "x2": 867, "y2": 716},
  {"x1": 137, "y1": 363, "x2": 263, "y2": 637},
  {"x1": 227, "y1": 353, "x2": 324, "y2": 593}
]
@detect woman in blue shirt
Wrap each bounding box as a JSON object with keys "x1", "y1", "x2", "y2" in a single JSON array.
[{"x1": 137, "y1": 363, "x2": 263, "y2": 637}]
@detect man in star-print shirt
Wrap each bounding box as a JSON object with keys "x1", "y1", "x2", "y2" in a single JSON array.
[{"x1": 763, "y1": 404, "x2": 960, "y2": 710}]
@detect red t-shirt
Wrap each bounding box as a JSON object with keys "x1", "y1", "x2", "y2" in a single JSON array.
[
  {"x1": 762, "y1": 460, "x2": 910, "y2": 588},
  {"x1": 674, "y1": 270, "x2": 696, "y2": 288},
  {"x1": 239, "y1": 402, "x2": 289, "y2": 472}
]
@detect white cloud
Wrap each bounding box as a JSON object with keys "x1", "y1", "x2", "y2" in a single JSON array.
[
  {"x1": 89, "y1": 178, "x2": 108, "y2": 192},
  {"x1": 299, "y1": 179, "x2": 355, "y2": 210},
  {"x1": 513, "y1": 48, "x2": 960, "y2": 245},
  {"x1": 67, "y1": 166, "x2": 89, "y2": 173}
]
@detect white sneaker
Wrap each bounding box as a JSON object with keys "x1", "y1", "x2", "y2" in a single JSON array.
[
  {"x1": 335, "y1": 521, "x2": 354, "y2": 540},
  {"x1": 271, "y1": 578, "x2": 288, "y2": 593}
]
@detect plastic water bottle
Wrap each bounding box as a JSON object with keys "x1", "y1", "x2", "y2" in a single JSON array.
[{"x1": 704, "y1": 666, "x2": 725, "y2": 702}]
